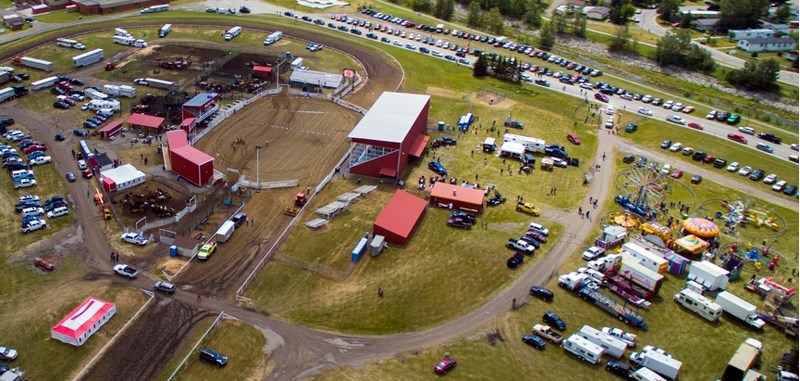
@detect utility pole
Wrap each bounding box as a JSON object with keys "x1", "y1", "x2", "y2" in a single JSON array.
[{"x1": 255, "y1": 145, "x2": 261, "y2": 193}]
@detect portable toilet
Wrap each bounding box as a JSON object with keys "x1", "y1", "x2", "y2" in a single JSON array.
[
  {"x1": 438, "y1": 121, "x2": 445, "y2": 131},
  {"x1": 169, "y1": 245, "x2": 178, "y2": 257},
  {"x1": 285, "y1": 51, "x2": 291, "y2": 60}
]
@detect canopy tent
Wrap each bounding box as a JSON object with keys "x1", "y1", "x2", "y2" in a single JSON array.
[
  {"x1": 499, "y1": 141, "x2": 525, "y2": 158},
  {"x1": 673, "y1": 234, "x2": 709, "y2": 259},
  {"x1": 681, "y1": 217, "x2": 720, "y2": 239}
]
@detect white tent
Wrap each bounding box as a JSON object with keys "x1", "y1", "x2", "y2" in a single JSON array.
[
  {"x1": 101, "y1": 164, "x2": 146, "y2": 191},
  {"x1": 499, "y1": 142, "x2": 525, "y2": 159}
]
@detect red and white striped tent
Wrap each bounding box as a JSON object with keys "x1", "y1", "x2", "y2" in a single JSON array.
[{"x1": 51, "y1": 296, "x2": 116, "y2": 346}]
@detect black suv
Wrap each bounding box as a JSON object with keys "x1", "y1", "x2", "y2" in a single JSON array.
[
  {"x1": 199, "y1": 348, "x2": 228, "y2": 367},
  {"x1": 691, "y1": 151, "x2": 707, "y2": 161},
  {"x1": 605, "y1": 360, "x2": 631, "y2": 378},
  {"x1": 543, "y1": 311, "x2": 566, "y2": 330},
  {"x1": 713, "y1": 158, "x2": 727, "y2": 168},
  {"x1": 529, "y1": 286, "x2": 554, "y2": 301},
  {"x1": 0, "y1": 118, "x2": 14, "y2": 128},
  {"x1": 749, "y1": 169, "x2": 765, "y2": 181}
]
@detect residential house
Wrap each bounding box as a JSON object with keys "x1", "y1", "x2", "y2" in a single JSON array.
[
  {"x1": 2, "y1": 14, "x2": 24, "y2": 30},
  {"x1": 728, "y1": 29, "x2": 775, "y2": 41},
  {"x1": 787, "y1": 50, "x2": 798, "y2": 62},
  {"x1": 583, "y1": 6, "x2": 612, "y2": 21},
  {"x1": 692, "y1": 18, "x2": 720, "y2": 32},
  {"x1": 737, "y1": 37, "x2": 797, "y2": 53}
]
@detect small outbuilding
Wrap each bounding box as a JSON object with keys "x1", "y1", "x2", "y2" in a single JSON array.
[
  {"x1": 373, "y1": 190, "x2": 427, "y2": 245},
  {"x1": 429, "y1": 182, "x2": 484, "y2": 213},
  {"x1": 2, "y1": 14, "x2": 24, "y2": 30},
  {"x1": 289, "y1": 68, "x2": 344, "y2": 90},
  {"x1": 127, "y1": 113, "x2": 165, "y2": 133},
  {"x1": 51, "y1": 296, "x2": 116, "y2": 346},
  {"x1": 100, "y1": 163, "x2": 146, "y2": 192},
  {"x1": 182, "y1": 92, "x2": 220, "y2": 123},
  {"x1": 90, "y1": 152, "x2": 114, "y2": 171}
]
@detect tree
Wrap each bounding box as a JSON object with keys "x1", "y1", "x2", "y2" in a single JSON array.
[
  {"x1": 473, "y1": 53, "x2": 489, "y2": 77},
  {"x1": 718, "y1": 0, "x2": 769, "y2": 30},
  {"x1": 486, "y1": 7, "x2": 505, "y2": 34},
  {"x1": 610, "y1": 25, "x2": 636, "y2": 52},
  {"x1": 411, "y1": 0, "x2": 433, "y2": 13},
  {"x1": 434, "y1": 0, "x2": 455, "y2": 20},
  {"x1": 657, "y1": 0, "x2": 680, "y2": 22},
  {"x1": 609, "y1": 0, "x2": 636, "y2": 25},
  {"x1": 538, "y1": 20, "x2": 557, "y2": 50},
  {"x1": 552, "y1": 12, "x2": 568, "y2": 34},
  {"x1": 726, "y1": 59, "x2": 780, "y2": 90},
  {"x1": 523, "y1": 0, "x2": 543, "y2": 28},
  {"x1": 467, "y1": 0, "x2": 483, "y2": 27},
  {"x1": 774, "y1": 4, "x2": 792, "y2": 23},
  {"x1": 573, "y1": 15, "x2": 588, "y2": 38},
  {"x1": 656, "y1": 30, "x2": 716, "y2": 72},
  {"x1": 679, "y1": 11, "x2": 692, "y2": 28}
]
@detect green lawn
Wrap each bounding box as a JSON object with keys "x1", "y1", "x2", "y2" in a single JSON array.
[
  {"x1": 33, "y1": 10, "x2": 102, "y2": 24},
  {"x1": 15, "y1": 31, "x2": 128, "y2": 83},
  {"x1": 623, "y1": 117, "x2": 799, "y2": 188},
  {"x1": 587, "y1": 21, "x2": 661, "y2": 46},
  {"x1": 170, "y1": 320, "x2": 266, "y2": 381},
  {"x1": 308, "y1": 152, "x2": 798, "y2": 381}
]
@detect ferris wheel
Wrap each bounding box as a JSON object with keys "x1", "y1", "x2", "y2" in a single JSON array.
[{"x1": 615, "y1": 164, "x2": 670, "y2": 211}]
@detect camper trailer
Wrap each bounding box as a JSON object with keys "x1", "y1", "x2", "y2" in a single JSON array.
[
  {"x1": 674, "y1": 288, "x2": 723, "y2": 322},
  {"x1": 562, "y1": 334, "x2": 604, "y2": 364}
]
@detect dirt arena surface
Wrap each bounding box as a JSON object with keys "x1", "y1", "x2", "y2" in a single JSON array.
[
  {"x1": 81, "y1": 299, "x2": 212, "y2": 381},
  {"x1": 109, "y1": 181, "x2": 192, "y2": 230},
  {"x1": 176, "y1": 93, "x2": 360, "y2": 296}
]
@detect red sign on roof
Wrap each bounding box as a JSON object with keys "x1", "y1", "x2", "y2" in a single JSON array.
[{"x1": 51, "y1": 296, "x2": 115, "y2": 340}]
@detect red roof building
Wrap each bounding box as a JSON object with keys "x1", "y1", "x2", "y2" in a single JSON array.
[
  {"x1": 51, "y1": 296, "x2": 116, "y2": 346},
  {"x1": 179, "y1": 117, "x2": 196, "y2": 135},
  {"x1": 253, "y1": 65, "x2": 273, "y2": 80},
  {"x1": 347, "y1": 92, "x2": 430, "y2": 179},
  {"x1": 373, "y1": 190, "x2": 427, "y2": 245},
  {"x1": 429, "y1": 182, "x2": 485, "y2": 213},
  {"x1": 127, "y1": 113, "x2": 165, "y2": 132},
  {"x1": 182, "y1": 92, "x2": 219, "y2": 123},
  {"x1": 166, "y1": 130, "x2": 214, "y2": 186},
  {"x1": 98, "y1": 120, "x2": 123, "y2": 140}
]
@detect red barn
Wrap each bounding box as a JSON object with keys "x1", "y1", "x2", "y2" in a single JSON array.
[
  {"x1": 373, "y1": 190, "x2": 427, "y2": 245},
  {"x1": 182, "y1": 92, "x2": 220, "y2": 124},
  {"x1": 166, "y1": 130, "x2": 214, "y2": 186},
  {"x1": 70, "y1": 0, "x2": 169, "y2": 15},
  {"x1": 347, "y1": 92, "x2": 430, "y2": 179}
]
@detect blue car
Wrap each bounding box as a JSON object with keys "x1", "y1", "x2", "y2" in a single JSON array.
[
  {"x1": 428, "y1": 161, "x2": 447, "y2": 175},
  {"x1": 419, "y1": 47, "x2": 430, "y2": 54},
  {"x1": 543, "y1": 311, "x2": 566, "y2": 330},
  {"x1": 522, "y1": 334, "x2": 546, "y2": 349}
]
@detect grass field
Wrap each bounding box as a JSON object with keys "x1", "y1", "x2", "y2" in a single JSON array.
[
  {"x1": 169, "y1": 320, "x2": 266, "y2": 381},
  {"x1": 307, "y1": 152, "x2": 798, "y2": 381},
  {"x1": 33, "y1": 10, "x2": 103, "y2": 24},
  {"x1": 586, "y1": 21, "x2": 661, "y2": 46},
  {"x1": 623, "y1": 117, "x2": 799, "y2": 188}
]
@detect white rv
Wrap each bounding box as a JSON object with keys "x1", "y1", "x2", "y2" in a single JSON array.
[
  {"x1": 503, "y1": 133, "x2": 546, "y2": 153},
  {"x1": 562, "y1": 334, "x2": 604, "y2": 364},
  {"x1": 112, "y1": 35, "x2": 147, "y2": 48},
  {"x1": 224, "y1": 26, "x2": 242, "y2": 41},
  {"x1": 673, "y1": 288, "x2": 723, "y2": 322},
  {"x1": 577, "y1": 325, "x2": 628, "y2": 359},
  {"x1": 159, "y1": 24, "x2": 172, "y2": 38}
]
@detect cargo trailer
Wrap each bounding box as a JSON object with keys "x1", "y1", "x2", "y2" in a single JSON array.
[{"x1": 73, "y1": 49, "x2": 104, "y2": 67}]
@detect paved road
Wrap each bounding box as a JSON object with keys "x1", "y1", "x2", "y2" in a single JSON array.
[{"x1": 637, "y1": 8, "x2": 799, "y2": 86}]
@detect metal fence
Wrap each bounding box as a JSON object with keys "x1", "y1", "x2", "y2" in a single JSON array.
[
  {"x1": 166, "y1": 311, "x2": 237, "y2": 381},
  {"x1": 273, "y1": 253, "x2": 355, "y2": 281},
  {"x1": 190, "y1": 86, "x2": 284, "y2": 145}
]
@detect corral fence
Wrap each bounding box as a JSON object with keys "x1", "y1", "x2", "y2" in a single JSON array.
[
  {"x1": 235, "y1": 144, "x2": 354, "y2": 301},
  {"x1": 166, "y1": 311, "x2": 238, "y2": 381},
  {"x1": 190, "y1": 86, "x2": 284, "y2": 145},
  {"x1": 237, "y1": 177, "x2": 299, "y2": 191}
]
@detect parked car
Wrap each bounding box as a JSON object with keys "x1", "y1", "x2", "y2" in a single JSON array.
[
  {"x1": 727, "y1": 133, "x2": 748, "y2": 144},
  {"x1": 726, "y1": 162, "x2": 740, "y2": 172},
  {"x1": 666, "y1": 115, "x2": 685, "y2": 125},
  {"x1": 668, "y1": 142, "x2": 683, "y2": 152},
  {"x1": 763, "y1": 174, "x2": 778, "y2": 185},
  {"x1": 446, "y1": 217, "x2": 473, "y2": 229},
  {"x1": 0, "y1": 346, "x2": 18, "y2": 361},
  {"x1": 625, "y1": 123, "x2": 638, "y2": 133},
  {"x1": 582, "y1": 246, "x2": 605, "y2": 261},
  {"x1": 738, "y1": 166, "x2": 753, "y2": 176},
  {"x1": 671, "y1": 169, "x2": 684, "y2": 179},
  {"x1": 529, "y1": 286, "x2": 554, "y2": 301},
  {"x1": 542, "y1": 311, "x2": 566, "y2": 330},
  {"x1": 199, "y1": 347, "x2": 228, "y2": 367},
  {"x1": 113, "y1": 264, "x2": 139, "y2": 279},
  {"x1": 687, "y1": 122, "x2": 703, "y2": 130},
  {"x1": 65, "y1": 172, "x2": 76, "y2": 182},
  {"x1": 121, "y1": 232, "x2": 148, "y2": 246},
  {"x1": 522, "y1": 334, "x2": 546, "y2": 349},
  {"x1": 428, "y1": 161, "x2": 447, "y2": 175},
  {"x1": 756, "y1": 143, "x2": 774, "y2": 153},
  {"x1": 154, "y1": 281, "x2": 176, "y2": 294},
  {"x1": 691, "y1": 174, "x2": 703, "y2": 184},
  {"x1": 637, "y1": 107, "x2": 653, "y2": 116},
  {"x1": 197, "y1": 242, "x2": 218, "y2": 260},
  {"x1": 434, "y1": 357, "x2": 457, "y2": 374},
  {"x1": 772, "y1": 180, "x2": 787, "y2": 192},
  {"x1": 605, "y1": 360, "x2": 632, "y2": 378},
  {"x1": 738, "y1": 126, "x2": 755, "y2": 135},
  {"x1": 783, "y1": 185, "x2": 797, "y2": 196},
  {"x1": 660, "y1": 140, "x2": 672, "y2": 149}
]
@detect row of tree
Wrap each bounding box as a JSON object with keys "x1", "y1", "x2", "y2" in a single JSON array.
[{"x1": 472, "y1": 54, "x2": 522, "y2": 83}]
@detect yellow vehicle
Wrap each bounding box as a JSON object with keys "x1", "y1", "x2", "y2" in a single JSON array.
[
  {"x1": 197, "y1": 242, "x2": 218, "y2": 260},
  {"x1": 641, "y1": 221, "x2": 671, "y2": 242},
  {"x1": 516, "y1": 202, "x2": 540, "y2": 216}
]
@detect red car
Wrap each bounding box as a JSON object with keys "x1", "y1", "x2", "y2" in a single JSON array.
[
  {"x1": 22, "y1": 144, "x2": 46, "y2": 154},
  {"x1": 81, "y1": 168, "x2": 93, "y2": 178},
  {"x1": 567, "y1": 133, "x2": 581, "y2": 145},
  {"x1": 727, "y1": 133, "x2": 748, "y2": 144},
  {"x1": 671, "y1": 169, "x2": 684, "y2": 179},
  {"x1": 594, "y1": 93, "x2": 609, "y2": 103},
  {"x1": 687, "y1": 122, "x2": 703, "y2": 130},
  {"x1": 434, "y1": 357, "x2": 457, "y2": 375}
]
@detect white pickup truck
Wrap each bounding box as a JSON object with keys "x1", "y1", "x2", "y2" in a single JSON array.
[
  {"x1": 113, "y1": 264, "x2": 139, "y2": 279},
  {"x1": 507, "y1": 238, "x2": 535, "y2": 254}
]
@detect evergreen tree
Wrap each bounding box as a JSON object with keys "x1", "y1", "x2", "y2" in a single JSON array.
[
  {"x1": 573, "y1": 15, "x2": 587, "y2": 38},
  {"x1": 657, "y1": 0, "x2": 680, "y2": 22},
  {"x1": 486, "y1": 7, "x2": 505, "y2": 34},
  {"x1": 473, "y1": 53, "x2": 489, "y2": 77},
  {"x1": 523, "y1": 0, "x2": 543, "y2": 28},
  {"x1": 538, "y1": 20, "x2": 556, "y2": 50},
  {"x1": 718, "y1": 0, "x2": 770, "y2": 30},
  {"x1": 467, "y1": 0, "x2": 483, "y2": 27}
]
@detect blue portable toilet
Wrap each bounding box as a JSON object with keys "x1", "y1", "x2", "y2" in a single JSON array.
[
  {"x1": 438, "y1": 121, "x2": 445, "y2": 131},
  {"x1": 285, "y1": 51, "x2": 292, "y2": 60},
  {"x1": 169, "y1": 245, "x2": 178, "y2": 257}
]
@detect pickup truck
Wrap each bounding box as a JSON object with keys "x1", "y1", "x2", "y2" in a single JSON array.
[
  {"x1": 507, "y1": 238, "x2": 535, "y2": 254},
  {"x1": 532, "y1": 324, "x2": 563, "y2": 344},
  {"x1": 515, "y1": 202, "x2": 540, "y2": 216},
  {"x1": 113, "y1": 264, "x2": 139, "y2": 279}
]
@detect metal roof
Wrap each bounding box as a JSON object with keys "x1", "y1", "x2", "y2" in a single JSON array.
[
  {"x1": 289, "y1": 69, "x2": 343, "y2": 88},
  {"x1": 100, "y1": 163, "x2": 145, "y2": 184},
  {"x1": 183, "y1": 93, "x2": 218, "y2": 108},
  {"x1": 348, "y1": 92, "x2": 431, "y2": 144}
]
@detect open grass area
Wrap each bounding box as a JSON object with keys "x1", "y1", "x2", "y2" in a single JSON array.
[
  {"x1": 33, "y1": 10, "x2": 103, "y2": 24},
  {"x1": 171, "y1": 320, "x2": 266, "y2": 381},
  {"x1": 14, "y1": 31, "x2": 128, "y2": 82},
  {"x1": 247, "y1": 173, "x2": 564, "y2": 334},
  {"x1": 623, "y1": 117, "x2": 799, "y2": 188},
  {"x1": 309, "y1": 152, "x2": 798, "y2": 381},
  {"x1": 0, "y1": 271, "x2": 149, "y2": 381},
  {"x1": 587, "y1": 21, "x2": 661, "y2": 46}
]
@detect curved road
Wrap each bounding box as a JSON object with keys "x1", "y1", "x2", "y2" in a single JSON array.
[{"x1": 1, "y1": 6, "x2": 796, "y2": 381}]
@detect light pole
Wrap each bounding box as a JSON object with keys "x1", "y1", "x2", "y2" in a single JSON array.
[{"x1": 255, "y1": 145, "x2": 261, "y2": 193}]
